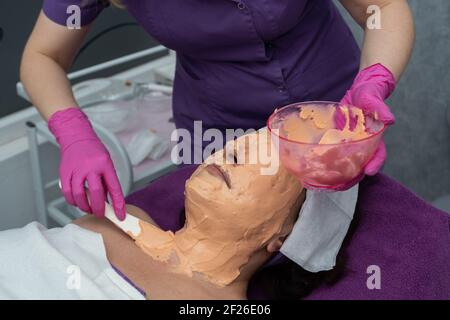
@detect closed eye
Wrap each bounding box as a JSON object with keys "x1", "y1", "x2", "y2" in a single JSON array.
[
  {"x1": 225, "y1": 150, "x2": 238, "y2": 165},
  {"x1": 231, "y1": 147, "x2": 241, "y2": 165}
]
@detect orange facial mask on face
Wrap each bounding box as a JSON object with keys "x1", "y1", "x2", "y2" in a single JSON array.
[{"x1": 132, "y1": 129, "x2": 304, "y2": 286}]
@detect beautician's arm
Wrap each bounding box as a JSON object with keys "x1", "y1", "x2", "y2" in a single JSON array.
[
  {"x1": 20, "y1": 11, "x2": 89, "y2": 119},
  {"x1": 21, "y1": 11, "x2": 127, "y2": 221},
  {"x1": 340, "y1": 0, "x2": 415, "y2": 81}
]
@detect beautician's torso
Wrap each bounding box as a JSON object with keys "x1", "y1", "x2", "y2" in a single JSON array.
[
  {"x1": 120, "y1": 0, "x2": 360, "y2": 135},
  {"x1": 73, "y1": 206, "x2": 246, "y2": 300}
]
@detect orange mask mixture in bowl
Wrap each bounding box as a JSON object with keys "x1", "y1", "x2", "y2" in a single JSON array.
[{"x1": 268, "y1": 101, "x2": 385, "y2": 191}]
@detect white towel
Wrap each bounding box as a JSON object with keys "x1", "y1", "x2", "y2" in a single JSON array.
[
  {"x1": 0, "y1": 222, "x2": 145, "y2": 300},
  {"x1": 280, "y1": 184, "x2": 359, "y2": 272},
  {"x1": 126, "y1": 129, "x2": 169, "y2": 166}
]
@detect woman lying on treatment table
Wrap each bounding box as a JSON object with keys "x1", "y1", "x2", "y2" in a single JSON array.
[
  {"x1": 1, "y1": 130, "x2": 307, "y2": 299},
  {"x1": 0, "y1": 130, "x2": 449, "y2": 299},
  {"x1": 75, "y1": 132, "x2": 306, "y2": 299}
]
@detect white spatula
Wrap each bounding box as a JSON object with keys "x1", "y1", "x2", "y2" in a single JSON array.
[{"x1": 59, "y1": 181, "x2": 142, "y2": 239}]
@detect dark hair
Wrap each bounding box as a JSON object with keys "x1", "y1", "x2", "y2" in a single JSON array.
[{"x1": 252, "y1": 212, "x2": 360, "y2": 300}]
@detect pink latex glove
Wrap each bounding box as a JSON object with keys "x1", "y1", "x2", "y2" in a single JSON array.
[
  {"x1": 48, "y1": 108, "x2": 126, "y2": 220},
  {"x1": 339, "y1": 63, "x2": 396, "y2": 185}
]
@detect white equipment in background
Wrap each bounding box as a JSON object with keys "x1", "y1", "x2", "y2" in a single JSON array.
[{"x1": 24, "y1": 46, "x2": 178, "y2": 227}]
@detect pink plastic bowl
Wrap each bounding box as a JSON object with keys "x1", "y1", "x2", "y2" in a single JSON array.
[{"x1": 267, "y1": 101, "x2": 386, "y2": 191}]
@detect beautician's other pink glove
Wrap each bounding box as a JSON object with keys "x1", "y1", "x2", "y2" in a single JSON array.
[
  {"x1": 340, "y1": 63, "x2": 396, "y2": 185},
  {"x1": 48, "y1": 108, "x2": 126, "y2": 220}
]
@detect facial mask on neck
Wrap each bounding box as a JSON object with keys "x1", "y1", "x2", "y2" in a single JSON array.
[{"x1": 280, "y1": 184, "x2": 358, "y2": 272}]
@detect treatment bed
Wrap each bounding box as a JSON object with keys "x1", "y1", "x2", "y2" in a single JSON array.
[{"x1": 125, "y1": 165, "x2": 450, "y2": 300}]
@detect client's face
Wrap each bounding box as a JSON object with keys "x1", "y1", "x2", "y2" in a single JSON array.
[{"x1": 184, "y1": 129, "x2": 304, "y2": 247}]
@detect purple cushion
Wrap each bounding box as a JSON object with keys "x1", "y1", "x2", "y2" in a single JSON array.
[{"x1": 126, "y1": 165, "x2": 450, "y2": 300}]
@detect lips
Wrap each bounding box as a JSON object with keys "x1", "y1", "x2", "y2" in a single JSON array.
[{"x1": 206, "y1": 164, "x2": 231, "y2": 188}]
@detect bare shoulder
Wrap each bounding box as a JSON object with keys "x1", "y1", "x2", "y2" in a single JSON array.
[{"x1": 72, "y1": 205, "x2": 160, "y2": 277}]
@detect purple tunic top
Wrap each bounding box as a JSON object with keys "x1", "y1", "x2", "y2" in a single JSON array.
[{"x1": 43, "y1": 0, "x2": 360, "y2": 151}]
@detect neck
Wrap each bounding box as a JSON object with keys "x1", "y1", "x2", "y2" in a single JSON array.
[
  {"x1": 133, "y1": 220, "x2": 263, "y2": 293},
  {"x1": 172, "y1": 226, "x2": 258, "y2": 286}
]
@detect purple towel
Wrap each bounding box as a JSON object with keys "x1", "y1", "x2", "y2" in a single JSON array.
[{"x1": 126, "y1": 166, "x2": 450, "y2": 300}]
